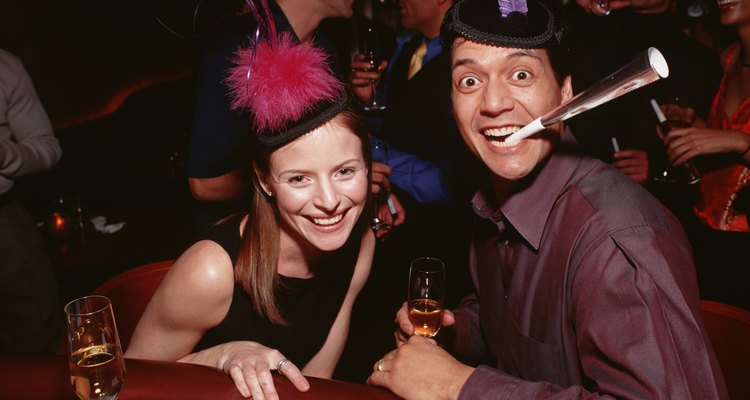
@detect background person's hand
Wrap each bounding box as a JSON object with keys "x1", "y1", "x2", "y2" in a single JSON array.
[
  {"x1": 665, "y1": 127, "x2": 750, "y2": 166},
  {"x1": 613, "y1": 149, "x2": 650, "y2": 184},
  {"x1": 349, "y1": 54, "x2": 387, "y2": 104}
]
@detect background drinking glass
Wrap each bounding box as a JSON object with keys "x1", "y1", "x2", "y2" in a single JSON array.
[
  {"x1": 650, "y1": 97, "x2": 701, "y2": 185},
  {"x1": 408, "y1": 257, "x2": 445, "y2": 338},
  {"x1": 360, "y1": 24, "x2": 385, "y2": 111},
  {"x1": 65, "y1": 295, "x2": 126, "y2": 400}
]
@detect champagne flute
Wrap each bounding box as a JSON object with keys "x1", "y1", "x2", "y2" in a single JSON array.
[
  {"x1": 408, "y1": 257, "x2": 446, "y2": 338},
  {"x1": 65, "y1": 295, "x2": 126, "y2": 400},
  {"x1": 650, "y1": 98, "x2": 701, "y2": 185},
  {"x1": 360, "y1": 24, "x2": 385, "y2": 111}
]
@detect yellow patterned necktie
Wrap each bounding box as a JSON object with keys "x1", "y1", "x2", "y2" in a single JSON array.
[{"x1": 407, "y1": 42, "x2": 427, "y2": 80}]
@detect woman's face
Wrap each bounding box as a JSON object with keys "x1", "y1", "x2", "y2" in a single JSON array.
[
  {"x1": 258, "y1": 117, "x2": 369, "y2": 253},
  {"x1": 717, "y1": 0, "x2": 750, "y2": 27}
]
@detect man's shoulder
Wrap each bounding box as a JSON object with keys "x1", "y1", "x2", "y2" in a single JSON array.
[{"x1": 560, "y1": 157, "x2": 673, "y2": 233}]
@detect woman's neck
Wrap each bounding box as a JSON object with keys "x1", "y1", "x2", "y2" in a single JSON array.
[{"x1": 277, "y1": 228, "x2": 317, "y2": 279}]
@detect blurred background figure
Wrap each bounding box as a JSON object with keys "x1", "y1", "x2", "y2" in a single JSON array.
[
  {"x1": 661, "y1": 0, "x2": 750, "y2": 310},
  {"x1": 565, "y1": 0, "x2": 722, "y2": 229},
  {"x1": 341, "y1": 0, "x2": 478, "y2": 383},
  {"x1": 0, "y1": 47, "x2": 64, "y2": 355}
]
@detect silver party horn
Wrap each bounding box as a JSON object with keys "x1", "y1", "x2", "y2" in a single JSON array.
[{"x1": 505, "y1": 47, "x2": 669, "y2": 143}]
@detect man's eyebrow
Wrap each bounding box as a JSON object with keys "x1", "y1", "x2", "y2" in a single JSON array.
[
  {"x1": 452, "y1": 58, "x2": 476, "y2": 70},
  {"x1": 452, "y1": 49, "x2": 544, "y2": 70}
]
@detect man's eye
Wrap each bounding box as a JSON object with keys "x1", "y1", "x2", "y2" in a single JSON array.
[
  {"x1": 512, "y1": 70, "x2": 531, "y2": 80},
  {"x1": 459, "y1": 76, "x2": 479, "y2": 87}
]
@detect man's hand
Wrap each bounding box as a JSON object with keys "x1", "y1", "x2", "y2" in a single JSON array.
[
  {"x1": 349, "y1": 54, "x2": 387, "y2": 104},
  {"x1": 367, "y1": 335, "x2": 473, "y2": 400}
]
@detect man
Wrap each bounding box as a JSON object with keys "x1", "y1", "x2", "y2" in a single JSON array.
[
  {"x1": 367, "y1": 0, "x2": 728, "y2": 398},
  {"x1": 188, "y1": 0, "x2": 355, "y2": 233},
  {"x1": 0, "y1": 48, "x2": 64, "y2": 355}
]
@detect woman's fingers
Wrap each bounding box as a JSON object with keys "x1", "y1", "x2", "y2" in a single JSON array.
[
  {"x1": 277, "y1": 360, "x2": 311, "y2": 392},
  {"x1": 227, "y1": 364, "x2": 252, "y2": 398}
]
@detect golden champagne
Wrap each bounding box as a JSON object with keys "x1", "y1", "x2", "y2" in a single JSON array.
[
  {"x1": 69, "y1": 344, "x2": 125, "y2": 400},
  {"x1": 409, "y1": 298, "x2": 443, "y2": 338}
]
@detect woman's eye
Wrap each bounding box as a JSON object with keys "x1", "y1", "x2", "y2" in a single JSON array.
[
  {"x1": 459, "y1": 76, "x2": 479, "y2": 88},
  {"x1": 512, "y1": 70, "x2": 531, "y2": 81},
  {"x1": 288, "y1": 175, "x2": 306, "y2": 184},
  {"x1": 339, "y1": 167, "x2": 354, "y2": 176}
]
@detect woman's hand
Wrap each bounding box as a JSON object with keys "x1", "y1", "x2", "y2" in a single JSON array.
[
  {"x1": 181, "y1": 341, "x2": 309, "y2": 400},
  {"x1": 664, "y1": 127, "x2": 750, "y2": 166}
]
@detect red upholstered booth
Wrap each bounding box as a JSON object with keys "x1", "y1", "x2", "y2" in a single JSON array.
[
  {"x1": 700, "y1": 300, "x2": 750, "y2": 400},
  {"x1": 90, "y1": 259, "x2": 174, "y2": 351}
]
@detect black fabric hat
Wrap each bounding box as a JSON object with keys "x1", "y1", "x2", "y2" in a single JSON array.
[{"x1": 441, "y1": 0, "x2": 566, "y2": 49}]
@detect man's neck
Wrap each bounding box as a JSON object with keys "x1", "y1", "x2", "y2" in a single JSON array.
[
  {"x1": 489, "y1": 177, "x2": 517, "y2": 205},
  {"x1": 277, "y1": 0, "x2": 323, "y2": 44}
]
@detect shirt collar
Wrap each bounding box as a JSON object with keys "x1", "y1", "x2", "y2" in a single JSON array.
[{"x1": 471, "y1": 128, "x2": 583, "y2": 250}]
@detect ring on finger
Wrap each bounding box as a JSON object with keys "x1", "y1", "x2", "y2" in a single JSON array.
[
  {"x1": 277, "y1": 358, "x2": 290, "y2": 375},
  {"x1": 376, "y1": 358, "x2": 385, "y2": 372}
]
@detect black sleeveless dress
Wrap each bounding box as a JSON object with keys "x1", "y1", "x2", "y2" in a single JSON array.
[{"x1": 193, "y1": 214, "x2": 362, "y2": 367}]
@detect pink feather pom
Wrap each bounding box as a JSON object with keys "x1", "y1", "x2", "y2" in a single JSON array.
[{"x1": 225, "y1": 33, "x2": 343, "y2": 133}]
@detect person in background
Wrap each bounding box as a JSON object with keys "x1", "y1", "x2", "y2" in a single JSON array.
[
  {"x1": 127, "y1": 27, "x2": 375, "y2": 399},
  {"x1": 187, "y1": 0, "x2": 356, "y2": 235},
  {"x1": 342, "y1": 0, "x2": 478, "y2": 382},
  {"x1": 565, "y1": 0, "x2": 722, "y2": 228},
  {"x1": 0, "y1": 48, "x2": 64, "y2": 355},
  {"x1": 660, "y1": 0, "x2": 750, "y2": 310},
  {"x1": 367, "y1": 0, "x2": 728, "y2": 398}
]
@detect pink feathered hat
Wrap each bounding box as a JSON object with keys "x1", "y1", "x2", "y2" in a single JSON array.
[{"x1": 225, "y1": 31, "x2": 350, "y2": 149}]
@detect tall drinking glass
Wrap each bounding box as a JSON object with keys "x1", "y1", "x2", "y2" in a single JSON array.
[
  {"x1": 360, "y1": 24, "x2": 385, "y2": 111},
  {"x1": 65, "y1": 295, "x2": 126, "y2": 400},
  {"x1": 408, "y1": 257, "x2": 446, "y2": 338}
]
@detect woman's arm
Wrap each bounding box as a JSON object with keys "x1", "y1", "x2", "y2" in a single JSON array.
[
  {"x1": 125, "y1": 240, "x2": 235, "y2": 361},
  {"x1": 302, "y1": 228, "x2": 376, "y2": 378}
]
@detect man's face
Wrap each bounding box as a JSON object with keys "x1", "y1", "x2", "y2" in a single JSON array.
[
  {"x1": 398, "y1": 0, "x2": 441, "y2": 32},
  {"x1": 450, "y1": 39, "x2": 572, "y2": 182}
]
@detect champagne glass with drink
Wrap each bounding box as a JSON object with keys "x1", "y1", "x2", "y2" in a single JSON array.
[
  {"x1": 360, "y1": 24, "x2": 385, "y2": 111},
  {"x1": 408, "y1": 257, "x2": 445, "y2": 338},
  {"x1": 65, "y1": 295, "x2": 126, "y2": 400},
  {"x1": 650, "y1": 98, "x2": 701, "y2": 185}
]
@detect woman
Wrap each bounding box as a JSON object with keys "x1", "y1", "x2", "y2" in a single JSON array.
[
  {"x1": 126, "y1": 32, "x2": 376, "y2": 400},
  {"x1": 662, "y1": 0, "x2": 750, "y2": 309}
]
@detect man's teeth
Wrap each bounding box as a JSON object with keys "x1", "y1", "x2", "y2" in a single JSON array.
[
  {"x1": 718, "y1": 0, "x2": 739, "y2": 6},
  {"x1": 483, "y1": 126, "x2": 521, "y2": 147},
  {"x1": 313, "y1": 214, "x2": 343, "y2": 226}
]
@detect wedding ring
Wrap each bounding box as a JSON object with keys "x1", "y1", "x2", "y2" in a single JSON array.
[
  {"x1": 376, "y1": 358, "x2": 385, "y2": 372},
  {"x1": 277, "y1": 358, "x2": 290, "y2": 375}
]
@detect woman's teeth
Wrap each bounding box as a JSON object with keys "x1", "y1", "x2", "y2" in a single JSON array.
[
  {"x1": 313, "y1": 214, "x2": 343, "y2": 226},
  {"x1": 483, "y1": 126, "x2": 521, "y2": 147}
]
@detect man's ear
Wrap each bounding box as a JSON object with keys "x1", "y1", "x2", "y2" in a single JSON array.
[{"x1": 561, "y1": 75, "x2": 573, "y2": 103}]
